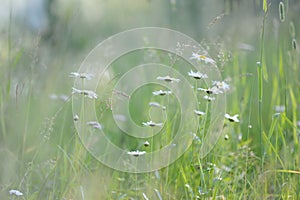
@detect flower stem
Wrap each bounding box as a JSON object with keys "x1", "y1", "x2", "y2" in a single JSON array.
[{"x1": 258, "y1": 7, "x2": 268, "y2": 169}]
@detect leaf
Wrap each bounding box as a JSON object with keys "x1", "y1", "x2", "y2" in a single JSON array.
[{"x1": 263, "y1": 0, "x2": 267, "y2": 12}]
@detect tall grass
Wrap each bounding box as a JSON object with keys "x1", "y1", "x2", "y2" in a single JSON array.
[{"x1": 257, "y1": 4, "x2": 267, "y2": 169}]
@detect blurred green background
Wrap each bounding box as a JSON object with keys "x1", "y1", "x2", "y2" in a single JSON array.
[{"x1": 1, "y1": 0, "x2": 300, "y2": 199}]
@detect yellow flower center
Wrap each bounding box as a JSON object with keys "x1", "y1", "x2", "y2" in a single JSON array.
[{"x1": 199, "y1": 55, "x2": 207, "y2": 60}]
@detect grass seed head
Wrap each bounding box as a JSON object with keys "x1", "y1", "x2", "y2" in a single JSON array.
[
  {"x1": 292, "y1": 39, "x2": 298, "y2": 50},
  {"x1": 279, "y1": 2, "x2": 285, "y2": 22}
]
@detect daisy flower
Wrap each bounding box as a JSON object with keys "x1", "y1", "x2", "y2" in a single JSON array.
[
  {"x1": 9, "y1": 190, "x2": 23, "y2": 196},
  {"x1": 149, "y1": 102, "x2": 166, "y2": 110},
  {"x1": 156, "y1": 75, "x2": 180, "y2": 83},
  {"x1": 87, "y1": 121, "x2": 102, "y2": 129},
  {"x1": 198, "y1": 86, "x2": 223, "y2": 94},
  {"x1": 191, "y1": 132, "x2": 201, "y2": 142},
  {"x1": 142, "y1": 120, "x2": 163, "y2": 127},
  {"x1": 143, "y1": 141, "x2": 150, "y2": 147},
  {"x1": 224, "y1": 134, "x2": 229, "y2": 140},
  {"x1": 72, "y1": 87, "x2": 98, "y2": 99},
  {"x1": 212, "y1": 81, "x2": 230, "y2": 92},
  {"x1": 194, "y1": 110, "x2": 205, "y2": 116},
  {"x1": 127, "y1": 150, "x2": 146, "y2": 157},
  {"x1": 190, "y1": 52, "x2": 216, "y2": 64},
  {"x1": 69, "y1": 72, "x2": 93, "y2": 80},
  {"x1": 197, "y1": 87, "x2": 213, "y2": 94},
  {"x1": 152, "y1": 90, "x2": 172, "y2": 96},
  {"x1": 188, "y1": 70, "x2": 208, "y2": 80},
  {"x1": 224, "y1": 113, "x2": 240, "y2": 123},
  {"x1": 73, "y1": 114, "x2": 79, "y2": 121}
]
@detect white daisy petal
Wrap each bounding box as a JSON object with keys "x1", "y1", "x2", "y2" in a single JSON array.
[
  {"x1": 70, "y1": 72, "x2": 93, "y2": 80},
  {"x1": 72, "y1": 87, "x2": 98, "y2": 99},
  {"x1": 142, "y1": 121, "x2": 163, "y2": 127},
  {"x1": 225, "y1": 113, "x2": 240, "y2": 123},
  {"x1": 188, "y1": 70, "x2": 208, "y2": 80},
  {"x1": 127, "y1": 150, "x2": 146, "y2": 157},
  {"x1": 87, "y1": 121, "x2": 102, "y2": 129},
  {"x1": 194, "y1": 110, "x2": 205, "y2": 116},
  {"x1": 198, "y1": 86, "x2": 223, "y2": 94},
  {"x1": 149, "y1": 102, "x2": 166, "y2": 110},
  {"x1": 152, "y1": 90, "x2": 172, "y2": 96},
  {"x1": 212, "y1": 81, "x2": 230, "y2": 92},
  {"x1": 190, "y1": 52, "x2": 216, "y2": 64},
  {"x1": 156, "y1": 75, "x2": 180, "y2": 83},
  {"x1": 9, "y1": 190, "x2": 23, "y2": 196}
]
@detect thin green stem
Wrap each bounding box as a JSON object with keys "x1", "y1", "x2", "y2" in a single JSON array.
[{"x1": 258, "y1": 9, "x2": 268, "y2": 169}]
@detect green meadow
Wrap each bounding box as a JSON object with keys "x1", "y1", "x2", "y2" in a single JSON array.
[{"x1": 0, "y1": 0, "x2": 299, "y2": 199}]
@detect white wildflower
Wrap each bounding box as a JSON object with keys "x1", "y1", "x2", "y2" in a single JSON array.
[
  {"x1": 152, "y1": 90, "x2": 172, "y2": 96},
  {"x1": 191, "y1": 132, "x2": 201, "y2": 142},
  {"x1": 197, "y1": 87, "x2": 213, "y2": 94},
  {"x1": 212, "y1": 81, "x2": 230, "y2": 92},
  {"x1": 127, "y1": 150, "x2": 146, "y2": 157},
  {"x1": 142, "y1": 121, "x2": 163, "y2": 127},
  {"x1": 190, "y1": 52, "x2": 216, "y2": 64},
  {"x1": 72, "y1": 87, "x2": 98, "y2": 99},
  {"x1": 198, "y1": 86, "x2": 222, "y2": 94},
  {"x1": 87, "y1": 121, "x2": 102, "y2": 129},
  {"x1": 224, "y1": 134, "x2": 229, "y2": 140},
  {"x1": 188, "y1": 70, "x2": 208, "y2": 80},
  {"x1": 194, "y1": 110, "x2": 205, "y2": 116},
  {"x1": 143, "y1": 141, "x2": 150, "y2": 147},
  {"x1": 9, "y1": 189, "x2": 23, "y2": 196},
  {"x1": 224, "y1": 113, "x2": 240, "y2": 123},
  {"x1": 149, "y1": 102, "x2": 166, "y2": 110},
  {"x1": 70, "y1": 72, "x2": 93, "y2": 80},
  {"x1": 73, "y1": 114, "x2": 79, "y2": 121},
  {"x1": 203, "y1": 95, "x2": 215, "y2": 102},
  {"x1": 157, "y1": 75, "x2": 180, "y2": 83}
]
